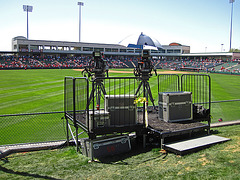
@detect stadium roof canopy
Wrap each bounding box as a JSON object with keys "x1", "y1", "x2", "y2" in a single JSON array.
[
  {"x1": 119, "y1": 32, "x2": 162, "y2": 49},
  {"x1": 12, "y1": 36, "x2": 27, "y2": 41},
  {"x1": 169, "y1": 42, "x2": 182, "y2": 46}
]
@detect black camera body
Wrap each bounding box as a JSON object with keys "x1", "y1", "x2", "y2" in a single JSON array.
[
  {"x1": 91, "y1": 51, "x2": 108, "y2": 77},
  {"x1": 134, "y1": 50, "x2": 156, "y2": 79},
  {"x1": 82, "y1": 51, "x2": 108, "y2": 78}
]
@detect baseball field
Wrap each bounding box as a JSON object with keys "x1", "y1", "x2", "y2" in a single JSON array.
[
  {"x1": 0, "y1": 69, "x2": 239, "y2": 145},
  {"x1": 0, "y1": 69, "x2": 239, "y2": 179},
  {"x1": 0, "y1": 69, "x2": 239, "y2": 120}
]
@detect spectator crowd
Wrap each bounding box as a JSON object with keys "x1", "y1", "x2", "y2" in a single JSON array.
[{"x1": 0, "y1": 55, "x2": 239, "y2": 73}]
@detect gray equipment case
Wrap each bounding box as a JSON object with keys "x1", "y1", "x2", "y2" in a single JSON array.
[
  {"x1": 158, "y1": 91, "x2": 193, "y2": 122},
  {"x1": 80, "y1": 135, "x2": 131, "y2": 158},
  {"x1": 87, "y1": 110, "x2": 110, "y2": 130},
  {"x1": 104, "y1": 95, "x2": 137, "y2": 126}
]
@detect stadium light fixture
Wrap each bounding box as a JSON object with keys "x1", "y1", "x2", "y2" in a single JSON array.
[
  {"x1": 23, "y1": 5, "x2": 33, "y2": 40},
  {"x1": 229, "y1": 0, "x2": 235, "y2": 51},
  {"x1": 77, "y1": 2, "x2": 84, "y2": 42}
]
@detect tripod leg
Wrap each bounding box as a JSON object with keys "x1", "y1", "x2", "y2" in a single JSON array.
[
  {"x1": 146, "y1": 82, "x2": 155, "y2": 108},
  {"x1": 88, "y1": 83, "x2": 97, "y2": 109},
  {"x1": 100, "y1": 83, "x2": 107, "y2": 95},
  {"x1": 97, "y1": 84, "x2": 101, "y2": 107},
  {"x1": 135, "y1": 81, "x2": 143, "y2": 96},
  {"x1": 89, "y1": 81, "x2": 106, "y2": 109}
]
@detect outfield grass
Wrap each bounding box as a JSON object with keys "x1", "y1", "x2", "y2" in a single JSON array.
[
  {"x1": 0, "y1": 69, "x2": 239, "y2": 179},
  {"x1": 0, "y1": 69, "x2": 239, "y2": 145},
  {"x1": 0, "y1": 125, "x2": 239, "y2": 179},
  {"x1": 210, "y1": 73, "x2": 240, "y2": 122},
  {"x1": 0, "y1": 69, "x2": 78, "y2": 114},
  {"x1": 0, "y1": 69, "x2": 239, "y2": 118}
]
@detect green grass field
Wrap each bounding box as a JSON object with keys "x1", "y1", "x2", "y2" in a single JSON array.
[
  {"x1": 0, "y1": 69, "x2": 239, "y2": 179},
  {"x1": 0, "y1": 69, "x2": 239, "y2": 145},
  {"x1": 0, "y1": 125, "x2": 239, "y2": 179},
  {"x1": 0, "y1": 69, "x2": 239, "y2": 120}
]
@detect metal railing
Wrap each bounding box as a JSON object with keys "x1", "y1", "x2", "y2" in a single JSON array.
[{"x1": 64, "y1": 77, "x2": 144, "y2": 137}]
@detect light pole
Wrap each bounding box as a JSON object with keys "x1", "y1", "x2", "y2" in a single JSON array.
[
  {"x1": 221, "y1": 44, "x2": 224, "y2": 52},
  {"x1": 229, "y1": 0, "x2": 235, "y2": 51},
  {"x1": 77, "y1": 2, "x2": 84, "y2": 42},
  {"x1": 23, "y1": 5, "x2": 33, "y2": 40}
]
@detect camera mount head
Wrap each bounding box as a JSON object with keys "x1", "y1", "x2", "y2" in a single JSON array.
[
  {"x1": 82, "y1": 51, "x2": 109, "y2": 79},
  {"x1": 142, "y1": 49, "x2": 150, "y2": 60},
  {"x1": 134, "y1": 50, "x2": 157, "y2": 80},
  {"x1": 93, "y1": 51, "x2": 101, "y2": 60}
]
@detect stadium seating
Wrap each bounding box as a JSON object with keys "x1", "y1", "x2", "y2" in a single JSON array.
[{"x1": 0, "y1": 55, "x2": 239, "y2": 74}]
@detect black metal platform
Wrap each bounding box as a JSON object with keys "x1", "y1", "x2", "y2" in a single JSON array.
[
  {"x1": 75, "y1": 111, "x2": 144, "y2": 136},
  {"x1": 148, "y1": 118, "x2": 209, "y2": 138},
  {"x1": 64, "y1": 74, "x2": 212, "y2": 157},
  {"x1": 138, "y1": 107, "x2": 210, "y2": 145}
]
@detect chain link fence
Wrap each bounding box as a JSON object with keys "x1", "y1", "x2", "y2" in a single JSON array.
[
  {"x1": 0, "y1": 104, "x2": 239, "y2": 146},
  {"x1": 0, "y1": 112, "x2": 67, "y2": 146},
  {"x1": 211, "y1": 100, "x2": 240, "y2": 123}
]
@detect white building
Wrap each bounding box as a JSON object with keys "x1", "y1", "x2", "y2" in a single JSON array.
[
  {"x1": 11, "y1": 35, "x2": 240, "y2": 61},
  {"x1": 12, "y1": 35, "x2": 190, "y2": 58}
]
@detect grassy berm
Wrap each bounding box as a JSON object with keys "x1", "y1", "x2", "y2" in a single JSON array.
[{"x1": 0, "y1": 125, "x2": 239, "y2": 180}]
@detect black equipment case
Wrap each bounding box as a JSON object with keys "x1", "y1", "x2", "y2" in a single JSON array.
[
  {"x1": 104, "y1": 95, "x2": 137, "y2": 126},
  {"x1": 80, "y1": 135, "x2": 131, "y2": 158}
]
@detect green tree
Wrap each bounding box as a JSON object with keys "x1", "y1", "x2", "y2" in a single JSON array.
[{"x1": 229, "y1": 48, "x2": 240, "y2": 52}]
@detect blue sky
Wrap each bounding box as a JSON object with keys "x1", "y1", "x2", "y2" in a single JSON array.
[{"x1": 0, "y1": 0, "x2": 239, "y2": 52}]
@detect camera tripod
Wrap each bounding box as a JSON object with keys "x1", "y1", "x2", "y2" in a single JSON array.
[
  {"x1": 89, "y1": 77, "x2": 107, "y2": 108},
  {"x1": 82, "y1": 51, "x2": 109, "y2": 109},
  {"x1": 135, "y1": 73, "x2": 156, "y2": 108}
]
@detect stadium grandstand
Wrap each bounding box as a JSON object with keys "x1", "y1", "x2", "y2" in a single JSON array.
[
  {"x1": 0, "y1": 33, "x2": 239, "y2": 73},
  {"x1": 1, "y1": 54, "x2": 240, "y2": 74}
]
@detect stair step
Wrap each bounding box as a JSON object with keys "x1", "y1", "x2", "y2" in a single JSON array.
[{"x1": 163, "y1": 135, "x2": 230, "y2": 155}]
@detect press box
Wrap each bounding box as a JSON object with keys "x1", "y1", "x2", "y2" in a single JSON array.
[{"x1": 158, "y1": 91, "x2": 192, "y2": 122}]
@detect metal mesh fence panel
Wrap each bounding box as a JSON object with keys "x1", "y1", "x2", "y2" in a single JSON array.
[
  {"x1": 158, "y1": 74, "x2": 180, "y2": 93},
  {"x1": 89, "y1": 77, "x2": 139, "y2": 110},
  {"x1": 64, "y1": 77, "x2": 74, "y2": 116},
  {"x1": 75, "y1": 77, "x2": 89, "y2": 113},
  {"x1": 0, "y1": 112, "x2": 66, "y2": 145},
  {"x1": 91, "y1": 77, "x2": 140, "y2": 126},
  {"x1": 65, "y1": 76, "x2": 145, "y2": 137},
  {"x1": 181, "y1": 74, "x2": 211, "y2": 109}
]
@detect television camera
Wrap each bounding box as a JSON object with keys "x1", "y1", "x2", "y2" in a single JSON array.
[
  {"x1": 134, "y1": 50, "x2": 157, "y2": 79},
  {"x1": 134, "y1": 50, "x2": 157, "y2": 108},
  {"x1": 82, "y1": 51, "x2": 109, "y2": 108},
  {"x1": 82, "y1": 51, "x2": 109, "y2": 79}
]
